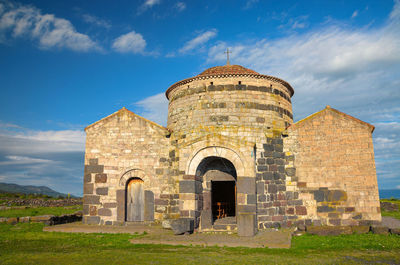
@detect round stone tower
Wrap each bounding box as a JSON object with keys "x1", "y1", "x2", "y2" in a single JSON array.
[
  {"x1": 165, "y1": 64, "x2": 296, "y2": 234},
  {"x1": 166, "y1": 64, "x2": 294, "y2": 140}
]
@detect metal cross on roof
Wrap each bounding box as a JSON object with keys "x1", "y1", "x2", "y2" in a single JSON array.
[{"x1": 224, "y1": 48, "x2": 231, "y2": 65}]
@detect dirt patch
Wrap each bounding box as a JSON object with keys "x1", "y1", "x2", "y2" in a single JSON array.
[
  {"x1": 130, "y1": 230, "x2": 292, "y2": 248},
  {"x1": 43, "y1": 222, "x2": 160, "y2": 235},
  {"x1": 43, "y1": 222, "x2": 292, "y2": 248}
]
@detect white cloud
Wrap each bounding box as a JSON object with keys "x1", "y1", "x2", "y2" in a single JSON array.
[
  {"x1": 0, "y1": 129, "x2": 85, "y2": 154},
  {"x1": 0, "y1": 3, "x2": 4, "y2": 15},
  {"x1": 291, "y1": 16, "x2": 309, "y2": 29},
  {"x1": 0, "y1": 1, "x2": 101, "y2": 52},
  {"x1": 112, "y1": 30, "x2": 146, "y2": 54},
  {"x1": 137, "y1": 0, "x2": 161, "y2": 14},
  {"x1": 165, "y1": 51, "x2": 176, "y2": 58},
  {"x1": 81, "y1": 13, "x2": 111, "y2": 29},
  {"x1": 208, "y1": 29, "x2": 400, "y2": 82},
  {"x1": 351, "y1": 10, "x2": 358, "y2": 18},
  {"x1": 277, "y1": 15, "x2": 309, "y2": 30},
  {"x1": 144, "y1": 0, "x2": 161, "y2": 7},
  {"x1": 372, "y1": 121, "x2": 400, "y2": 165},
  {"x1": 373, "y1": 121, "x2": 400, "y2": 131},
  {"x1": 244, "y1": 0, "x2": 259, "y2": 10},
  {"x1": 134, "y1": 92, "x2": 168, "y2": 126},
  {"x1": 19, "y1": 129, "x2": 85, "y2": 146},
  {"x1": 374, "y1": 137, "x2": 400, "y2": 152},
  {"x1": 179, "y1": 29, "x2": 217, "y2": 53},
  {"x1": 206, "y1": 1, "x2": 400, "y2": 189},
  {"x1": 175, "y1": 2, "x2": 186, "y2": 12},
  {"x1": 206, "y1": 3, "x2": 400, "y2": 118},
  {"x1": 0, "y1": 121, "x2": 21, "y2": 129},
  {"x1": 0, "y1": 155, "x2": 54, "y2": 166},
  {"x1": 0, "y1": 123, "x2": 85, "y2": 195}
]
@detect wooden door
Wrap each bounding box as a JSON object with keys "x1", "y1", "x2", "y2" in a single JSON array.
[{"x1": 127, "y1": 178, "x2": 144, "y2": 222}]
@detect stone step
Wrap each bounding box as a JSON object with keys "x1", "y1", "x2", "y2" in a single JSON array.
[
  {"x1": 212, "y1": 224, "x2": 237, "y2": 231},
  {"x1": 213, "y1": 216, "x2": 236, "y2": 225},
  {"x1": 125, "y1": 221, "x2": 154, "y2": 226}
]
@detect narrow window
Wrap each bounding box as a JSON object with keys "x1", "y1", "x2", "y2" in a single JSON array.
[
  {"x1": 238, "y1": 81, "x2": 242, "y2": 85},
  {"x1": 210, "y1": 82, "x2": 214, "y2": 85}
]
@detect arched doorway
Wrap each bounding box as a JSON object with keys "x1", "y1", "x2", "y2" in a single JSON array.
[
  {"x1": 196, "y1": 156, "x2": 237, "y2": 227},
  {"x1": 126, "y1": 177, "x2": 144, "y2": 222}
]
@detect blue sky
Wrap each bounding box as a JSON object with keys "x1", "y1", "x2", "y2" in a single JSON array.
[{"x1": 0, "y1": 0, "x2": 399, "y2": 196}]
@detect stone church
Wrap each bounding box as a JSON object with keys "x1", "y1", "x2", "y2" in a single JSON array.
[{"x1": 82, "y1": 62, "x2": 381, "y2": 236}]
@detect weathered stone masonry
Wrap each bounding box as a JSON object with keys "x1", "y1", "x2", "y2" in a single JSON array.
[
  {"x1": 82, "y1": 110, "x2": 175, "y2": 225},
  {"x1": 256, "y1": 137, "x2": 307, "y2": 229},
  {"x1": 82, "y1": 64, "x2": 381, "y2": 235},
  {"x1": 284, "y1": 106, "x2": 381, "y2": 226}
]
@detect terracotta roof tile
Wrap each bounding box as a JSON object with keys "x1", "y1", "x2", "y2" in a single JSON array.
[
  {"x1": 165, "y1": 64, "x2": 294, "y2": 99},
  {"x1": 197, "y1": 65, "x2": 259, "y2": 76}
]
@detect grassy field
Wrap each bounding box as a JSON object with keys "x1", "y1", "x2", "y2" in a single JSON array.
[
  {"x1": 0, "y1": 222, "x2": 399, "y2": 264},
  {"x1": 0, "y1": 205, "x2": 82, "y2": 218},
  {"x1": 0, "y1": 201, "x2": 399, "y2": 264}
]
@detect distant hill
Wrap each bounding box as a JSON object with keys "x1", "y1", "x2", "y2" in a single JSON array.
[{"x1": 0, "y1": 182, "x2": 70, "y2": 198}]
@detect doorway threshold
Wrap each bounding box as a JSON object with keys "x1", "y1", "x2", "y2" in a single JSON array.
[{"x1": 211, "y1": 216, "x2": 237, "y2": 231}]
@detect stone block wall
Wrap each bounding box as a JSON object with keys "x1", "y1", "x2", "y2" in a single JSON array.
[
  {"x1": 178, "y1": 175, "x2": 203, "y2": 226},
  {"x1": 167, "y1": 77, "x2": 293, "y2": 137},
  {"x1": 237, "y1": 176, "x2": 257, "y2": 236},
  {"x1": 255, "y1": 136, "x2": 308, "y2": 229},
  {"x1": 284, "y1": 106, "x2": 381, "y2": 226},
  {"x1": 83, "y1": 108, "x2": 174, "y2": 225},
  {"x1": 165, "y1": 75, "x2": 295, "y2": 234}
]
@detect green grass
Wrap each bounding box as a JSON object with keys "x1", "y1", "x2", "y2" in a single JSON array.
[
  {"x1": 0, "y1": 223, "x2": 399, "y2": 264},
  {"x1": 0, "y1": 200, "x2": 398, "y2": 263},
  {"x1": 382, "y1": 210, "x2": 400, "y2": 220},
  {"x1": 381, "y1": 198, "x2": 400, "y2": 206},
  {"x1": 381, "y1": 199, "x2": 400, "y2": 220},
  {"x1": 0, "y1": 205, "x2": 82, "y2": 218}
]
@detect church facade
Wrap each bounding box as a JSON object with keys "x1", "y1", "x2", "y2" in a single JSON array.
[{"x1": 82, "y1": 64, "x2": 381, "y2": 236}]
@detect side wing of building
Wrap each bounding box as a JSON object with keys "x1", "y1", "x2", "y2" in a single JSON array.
[
  {"x1": 284, "y1": 106, "x2": 381, "y2": 226},
  {"x1": 82, "y1": 108, "x2": 173, "y2": 225}
]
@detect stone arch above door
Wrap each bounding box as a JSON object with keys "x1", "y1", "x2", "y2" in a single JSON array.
[
  {"x1": 187, "y1": 146, "x2": 247, "y2": 177},
  {"x1": 118, "y1": 168, "x2": 160, "y2": 193},
  {"x1": 119, "y1": 168, "x2": 149, "y2": 187},
  {"x1": 197, "y1": 156, "x2": 237, "y2": 182},
  {"x1": 116, "y1": 168, "x2": 155, "y2": 222}
]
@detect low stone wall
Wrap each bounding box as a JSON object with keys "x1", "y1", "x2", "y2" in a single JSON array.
[
  {"x1": 380, "y1": 202, "x2": 399, "y2": 212},
  {"x1": 0, "y1": 211, "x2": 82, "y2": 225},
  {"x1": 296, "y1": 225, "x2": 400, "y2": 236},
  {"x1": 0, "y1": 206, "x2": 29, "y2": 210},
  {"x1": 0, "y1": 198, "x2": 82, "y2": 207}
]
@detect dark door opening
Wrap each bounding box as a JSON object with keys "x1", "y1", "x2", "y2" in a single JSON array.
[{"x1": 211, "y1": 181, "x2": 236, "y2": 221}]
